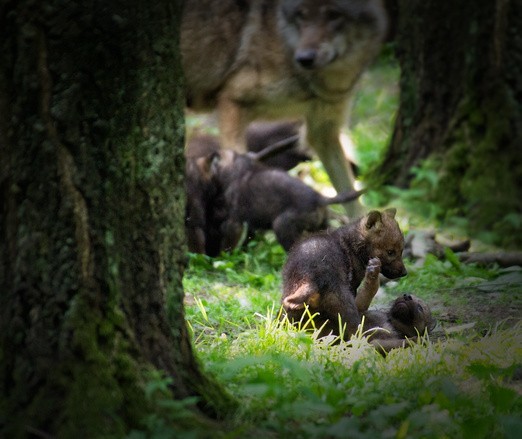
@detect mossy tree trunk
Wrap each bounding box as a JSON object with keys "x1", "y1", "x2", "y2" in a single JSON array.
[
  {"x1": 0, "y1": 1, "x2": 233, "y2": 436},
  {"x1": 374, "y1": 0, "x2": 521, "y2": 244}
]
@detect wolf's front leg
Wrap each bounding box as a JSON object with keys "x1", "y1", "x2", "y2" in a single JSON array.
[
  {"x1": 217, "y1": 94, "x2": 249, "y2": 153},
  {"x1": 305, "y1": 104, "x2": 364, "y2": 217}
]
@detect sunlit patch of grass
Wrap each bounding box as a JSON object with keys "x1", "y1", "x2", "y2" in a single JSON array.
[{"x1": 184, "y1": 289, "x2": 521, "y2": 437}]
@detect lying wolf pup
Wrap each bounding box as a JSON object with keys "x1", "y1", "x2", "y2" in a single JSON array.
[
  {"x1": 209, "y1": 148, "x2": 362, "y2": 252},
  {"x1": 282, "y1": 208, "x2": 406, "y2": 337},
  {"x1": 362, "y1": 293, "x2": 436, "y2": 354},
  {"x1": 181, "y1": 0, "x2": 388, "y2": 216}
]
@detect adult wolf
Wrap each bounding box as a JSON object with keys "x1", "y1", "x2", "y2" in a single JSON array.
[{"x1": 181, "y1": 0, "x2": 388, "y2": 216}]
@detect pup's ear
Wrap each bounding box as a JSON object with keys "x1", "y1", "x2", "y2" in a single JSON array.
[
  {"x1": 195, "y1": 153, "x2": 219, "y2": 179},
  {"x1": 384, "y1": 208, "x2": 397, "y2": 218},
  {"x1": 365, "y1": 210, "x2": 382, "y2": 230},
  {"x1": 209, "y1": 151, "x2": 221, "y2": 174}
]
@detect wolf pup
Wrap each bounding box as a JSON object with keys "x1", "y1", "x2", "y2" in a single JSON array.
[
  {"x1": 362, "y1": 294, "x2": 436, "y2": 354},
  {"x1": 185, "y1": 123, "x2": 310, "y2": 255},
  {"x1": 181, "y1": 0, "x2": 388, "y2": 216},
  {"x1": 185, "y1": 136, "x2": 228, "y2": 256},
  {"x1": 209, "y1": 148, "x2": 362, "y2": 252},
  {"x1": 281, "y1": 208, "x2": 406, "y2": 338}
]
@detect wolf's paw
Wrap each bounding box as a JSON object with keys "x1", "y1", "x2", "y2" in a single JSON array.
[{"x1": 366, "y1": 257, "x2": 381, "y2": 279}]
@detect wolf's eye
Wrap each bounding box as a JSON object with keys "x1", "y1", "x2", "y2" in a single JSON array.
[
  {"x1": 325, "y1": 9, "x2": 345, "y2": 27},
  {"x1": 417, "y1": 304, "x2": 424, "y2": 313}
]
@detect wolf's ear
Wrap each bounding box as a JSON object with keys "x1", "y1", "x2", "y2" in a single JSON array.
[
  {"x1": 384, "y1": 208, "x2": 397, "y2": 218},
  {"x1": 365, "y1": 210, "x2": 382, "y2": 230}
]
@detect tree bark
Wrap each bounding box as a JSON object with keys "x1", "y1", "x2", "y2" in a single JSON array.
[
  {"x1": 374, "y1": 0, "x2": 522, "y2": 245},
  {"x1": 0, "y1": 1, "x2": 232, "y2": 436}
]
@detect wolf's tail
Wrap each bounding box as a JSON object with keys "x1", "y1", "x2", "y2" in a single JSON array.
[{"x1": 319, "y1": 189, "x2": 364, "y2": 206}]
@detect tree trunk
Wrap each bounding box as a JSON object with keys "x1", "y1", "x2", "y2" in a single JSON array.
[
  {"x1": 0, "y1": 1, "x2": 233, "y2": 436},
  {"x1": 374, "y1": 0, "x2": 522, "y2": 245}
]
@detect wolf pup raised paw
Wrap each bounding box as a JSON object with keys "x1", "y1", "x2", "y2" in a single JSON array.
[{"x1": 281, "y1": 208, "x2": 406, "y2": 338}]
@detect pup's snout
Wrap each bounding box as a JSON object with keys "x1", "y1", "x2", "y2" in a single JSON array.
[
  {"x1": 295, "y1": 49, "x2": 317, "y2": 69},
  {"x1": 381, "y1": 264, "x2": 407, "y2": 280},
  {"x1": 403, "y1": 294, "x2": 413, "y2": 301}
]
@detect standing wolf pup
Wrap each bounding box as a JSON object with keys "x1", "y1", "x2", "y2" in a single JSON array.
[
  {"x1": 181, "y1": 0, "x2": 388, "y2": 216},
  {"x1": 185, "y1": 122, "x2": 309, "y2": 256},
  {"x1": 208, "y1": 147, "x2": 362, "y2": 252},
  {"x1": 361, "y1": 293, "x2": 435, "y2": 354},
  {"x1": 282, "y1": 208, "x2": 406, "y2": 338}
]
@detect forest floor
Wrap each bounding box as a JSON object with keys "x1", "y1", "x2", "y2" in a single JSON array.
[{"x1": 181, "y1": 232, "x2": 521, "y2": 438}]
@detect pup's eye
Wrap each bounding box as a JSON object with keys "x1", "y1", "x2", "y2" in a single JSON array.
[
  {"x1": 387, "y1": 249, "x2": 396, "y2": 257},
  {"x1": 417, "y1": 304, "x2": 424, "y2": 313}
]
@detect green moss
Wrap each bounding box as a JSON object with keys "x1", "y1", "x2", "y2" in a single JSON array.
[
  {"x1": 51, "y1": 296, "x2": 145, "y2": 436},
  {"x1": 433, "y1": 92, "x2": 522, "y2": 246}
]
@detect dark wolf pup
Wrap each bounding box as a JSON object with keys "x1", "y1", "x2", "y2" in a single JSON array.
[
  {"x1": 185, "y1": 135, "x2": 226, "y2": 256},
  {"x1": 181, "y1": 0, "x2": 388, "y2": 216},
  {"x1": 209, "y1": 148, "x2": 363, "y2": 252},
  {"x1": 361, "y1": 293, "x2": 436, "y2": 354},
  {"x1": 281, "y1": 208, "x2": 406, "y2": 338},
  {"x1": 185, "y1": 122, "x2": 309, "y2": 256}
]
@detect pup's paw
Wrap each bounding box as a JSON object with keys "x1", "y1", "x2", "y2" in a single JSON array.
[{"x1": 366, "y1": 257, "x2": 381, "y2": 279}]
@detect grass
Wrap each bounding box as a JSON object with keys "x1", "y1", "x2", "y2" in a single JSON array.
[
  {"x1": 151, "y1": 52, "x2": 522, "y2": 437},
  {"x1": 180, "y1": 235, "x2": 521, "y2": 438}
]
